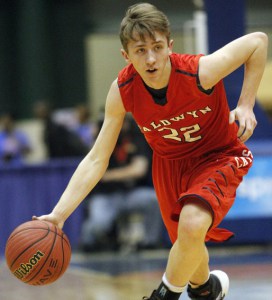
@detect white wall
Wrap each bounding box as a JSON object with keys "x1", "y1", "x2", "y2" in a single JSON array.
[{"x1": 84, "y1": 34, "x2": 126, "y2": 118}]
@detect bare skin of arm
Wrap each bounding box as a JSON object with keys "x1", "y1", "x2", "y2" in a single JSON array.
[
  {"x1": 33, "y1": 79, "x2": 126, "y2": 229},
  {"x1": 199, "y1": 32, "x2": 268, "y2": 142}
]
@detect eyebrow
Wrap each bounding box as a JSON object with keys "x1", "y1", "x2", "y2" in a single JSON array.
[{"x1": 132, "y1": 39, "x2": 164, "y2": 49}]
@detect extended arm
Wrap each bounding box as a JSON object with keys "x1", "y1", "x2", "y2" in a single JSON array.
[
  {"x1": 33, "y1": 80, "x2": 126, "y2": 228},
  {"x1": 199, "y1": 32, "x2": 268, "y2": 142}
]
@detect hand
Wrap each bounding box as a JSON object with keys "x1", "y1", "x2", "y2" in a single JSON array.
[
  {"x1": 229, "y1": 105, "x2": 257, "y2": 143},
  {"x1": 32, "y1": 213, "x2": 64, "y2": 229}
]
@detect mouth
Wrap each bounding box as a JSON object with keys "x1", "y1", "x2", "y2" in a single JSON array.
[{"x1": 146, "y1": 68, "x2": 158, "y2": 73}]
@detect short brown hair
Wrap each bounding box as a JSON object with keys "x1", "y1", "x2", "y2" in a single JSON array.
[{"x1": 119, "y1": 3, "x2": 171, "y2": 52}]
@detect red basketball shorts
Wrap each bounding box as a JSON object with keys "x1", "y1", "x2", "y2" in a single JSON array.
[{"x1": 152, "y1": 140, "x2": 253, "y2": 243}]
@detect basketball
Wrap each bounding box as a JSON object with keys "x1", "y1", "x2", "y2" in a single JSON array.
[{"x1": 5, "y1": 220, "x2": 71, "y2": 286}]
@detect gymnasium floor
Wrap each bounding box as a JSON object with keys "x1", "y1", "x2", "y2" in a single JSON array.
[{"x1": 1, "y1": 245, "x2": 272, "y2": 300}]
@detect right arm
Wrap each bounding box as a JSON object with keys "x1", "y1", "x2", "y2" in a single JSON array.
[{"x1": 33, "y1": 79, "x2": 126, "y2": 228}]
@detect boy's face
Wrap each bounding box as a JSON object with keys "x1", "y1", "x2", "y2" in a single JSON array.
[{"x1": 121, "y1": 31, "x2": 173, "y2": 89}]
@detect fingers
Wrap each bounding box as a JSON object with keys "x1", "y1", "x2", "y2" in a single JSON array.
[
  {"x1": 237, "y1": 117, "x2": 246, "y2": 139},
  {"x1": 32, "y1": 215, "x2": 45, "y2": 222},
  {"x1": 32, "y1": 215, "x2": 47, "y2": 221},
  {"x1": 239, "y1": 118, "x2": 257, "y2": 142},
  {"x1": 31, "y1": 214, "x2": 64, "y2": 229},
  {"x1": 229, "y1": 108, "x2": 257, "y2": 143}
]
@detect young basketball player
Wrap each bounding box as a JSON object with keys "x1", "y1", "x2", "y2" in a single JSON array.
[{"x1": 33, "y1": 3, "x2": 268, "y2": 299}]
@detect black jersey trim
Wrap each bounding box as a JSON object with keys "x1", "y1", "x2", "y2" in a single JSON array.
[
  {"x1": 144, "y1": 82, "x2": 168, "y2": 106},
  {"x1": 196, "y1": 74, "x2": 214, "y2": 95},
  {"x1": 118, "y1": 74, "x2": 136, "y2": 88},
  {"x1": 175, "y1": 68, "x2": 214, "y2": 95},
  {"x1": 175, "y1": 69, "x2": 197, "y2": 77}
]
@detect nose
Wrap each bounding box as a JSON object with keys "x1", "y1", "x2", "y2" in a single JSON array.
[{"x1": 146, "y1": 50, "x2": 156, "y2": 65}]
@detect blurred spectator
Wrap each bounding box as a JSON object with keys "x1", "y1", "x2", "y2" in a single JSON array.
[
  {"x1": 72, "y1": 104, "x2": 97, "y2": 148},
  {"x1": 80, "y1": 114, "x2": 163, "y2": 252},
  {"x1": 33, "y1": 101, "x2": 89, "y2": 159},
  {"x1": 0, "y1": 112, "x2": 31, "y2": 165}
]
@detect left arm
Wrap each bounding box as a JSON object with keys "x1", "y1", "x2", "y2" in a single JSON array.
[{"x1": 199, "y1": 32, "x2": 268, "y2": 142}]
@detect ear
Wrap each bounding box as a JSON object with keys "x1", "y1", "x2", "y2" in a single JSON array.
[
  {"x1": 121, "y1": 49, "x2": 131, "y2": 64},
  {"x1": 168, "y1": 39, "x2": 174, "y2": 55}
]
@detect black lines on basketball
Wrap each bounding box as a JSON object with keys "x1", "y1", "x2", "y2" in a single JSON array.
[
  {"x1": 25, "y1": 223, "x2": 58, "y2": 285},
  {"x1": 9, "y1": 225, "x2": 51, "y2": 269},
  {"x1": 5, "y1": 220, "x2": 71, "y2": 285}
]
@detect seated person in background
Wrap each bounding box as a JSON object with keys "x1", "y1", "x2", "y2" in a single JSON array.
[
  {"x1": 33, "y1": 101, "x2": 89, "y2": 159},
  {"x1": 80, "y1": 114, "x2": 163, "y2": 252},
  {"x1": 0, "y1": 112, "x2": 31, "y2": 165},
  {"x1": 72, "y1": 104, "x2": 97, "y2": 148}
]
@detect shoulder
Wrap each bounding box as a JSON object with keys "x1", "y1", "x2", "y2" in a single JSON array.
[
  {"x1": 105, "y1": 79, "x2": 126, "y2": 116},
  {"x1": 117, "y1": 65, "x2": 141, "y2": 113},
  {"x1": 118, "y1": 64, "x2": 137, "y2": 88},
  {"x1": 170, "y1": 53, "x2": 203, "y2": 74},
  {"x1": 171, "y1": 53, "x2": 215, "y2": 94}
]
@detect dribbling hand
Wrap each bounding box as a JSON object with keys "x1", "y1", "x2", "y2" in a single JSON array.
[{"x1": 32, "y1": 213, "x2": 64, "y2": 229}]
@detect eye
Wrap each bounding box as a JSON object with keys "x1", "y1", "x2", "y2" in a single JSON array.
[
  {"x1": 136, "y1": 48, "x2": 145, "y2": 54},
  {"x1": 155, "y1": 45, "x2": 163, "y2": 51}
]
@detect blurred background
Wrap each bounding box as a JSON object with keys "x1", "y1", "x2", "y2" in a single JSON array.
[{"x1": 0, "y1": 0, "x2": 271, "y2": 255}]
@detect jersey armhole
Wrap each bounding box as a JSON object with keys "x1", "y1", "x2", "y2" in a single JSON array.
[{"x1": 196, "y1": 65, "x2": 214, "y2": 95}]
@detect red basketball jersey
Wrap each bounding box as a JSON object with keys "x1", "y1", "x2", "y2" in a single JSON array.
[{"x1": 118, "y1": 53, "x2": 238, "y2": 159}]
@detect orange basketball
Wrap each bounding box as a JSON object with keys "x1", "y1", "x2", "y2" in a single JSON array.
[{"x1": 5, "y1": 220, "x2": 71, "y2": 285}]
